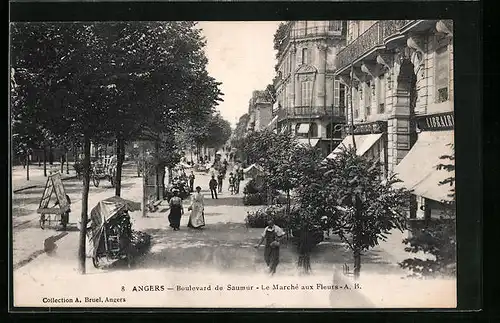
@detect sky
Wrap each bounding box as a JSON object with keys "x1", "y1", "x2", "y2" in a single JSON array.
[{"x1": 196, "y1": 21, "x2": 281, "y2": 128}]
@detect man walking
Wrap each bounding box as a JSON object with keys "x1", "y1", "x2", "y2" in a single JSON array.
[
  {"x1": 217, "y1": 172, "x2": 224, "y2": 193},
  {"x1": 255, "y1": 219, "x2": 285, "y2": 275},
  {"x1": 189, "y1": 171, "x2": 195, "y2": 192},
  {"x1": 209, "y1": 175, "x2": 218, "y2": 199}
]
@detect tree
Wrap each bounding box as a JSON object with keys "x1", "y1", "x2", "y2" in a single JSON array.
[
  {"x1": 297, "y1": 146, "x2": 411, "y2": 277},
  {"x1": 399, "y1": 145, "x2": 456, "y2": 277},
  {"x1": 11, "y1": 22, "x2": 223, "y2": 274},
  {"x1": 273, "y1": 22, "x2": 291, "y2": 60}
]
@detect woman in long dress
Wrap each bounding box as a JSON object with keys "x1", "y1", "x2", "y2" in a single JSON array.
[
  {"x1": 168, "y1": 189, "x2": 184, "y2": 231},
  {"x1": 187, "y1": 186, "x2": 205, "y2": 229}
]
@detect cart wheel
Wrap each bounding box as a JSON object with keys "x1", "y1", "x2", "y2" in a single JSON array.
[
  {"x1": 93, "y1": 176, "x2": 100, "y2": 187},
  {"x1": 39, "y1": 215, "x2": 46, "y2": 230},
  {"x1": 92, "y1": 256, "x2": 100, "y2": 268}
]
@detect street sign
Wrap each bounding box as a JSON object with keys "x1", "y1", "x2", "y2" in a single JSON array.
[{"x1": 37, "y1": 173, "x2": 69, "y2": 215}]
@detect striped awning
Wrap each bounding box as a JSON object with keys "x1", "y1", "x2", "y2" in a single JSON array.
[
  {"x1": 392, "y1": 130, "x2": 454, "y2": 202},
  {"x1": 325, "y1": 133, "x2": 383, "y2": 160}
]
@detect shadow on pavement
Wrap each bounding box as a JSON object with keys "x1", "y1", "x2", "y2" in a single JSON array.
[
  {"x1": 109, "y1": 223, "x2": 403, "y2": 274},
  {"x1": 203, "y1": 196, "x2": 243, "y2": 207}
]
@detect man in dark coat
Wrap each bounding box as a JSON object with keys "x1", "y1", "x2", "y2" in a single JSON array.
[{"x1": 209, "y1": 175, "x2": 218, "y2": 199}]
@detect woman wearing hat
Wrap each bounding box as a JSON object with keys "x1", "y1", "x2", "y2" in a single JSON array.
[
  {"x1": 187, "y1": 186, "x2": 205, "y2": 229},
  {"x1": 168, "y1": 189, "x2": 184, "y2": 231}
]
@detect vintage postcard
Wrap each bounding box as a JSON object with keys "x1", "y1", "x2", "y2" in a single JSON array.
[{"x1": 10, "y1": 19, "x2": 459, "y2": 309}]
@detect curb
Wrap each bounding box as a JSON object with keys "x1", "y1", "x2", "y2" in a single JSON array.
[{"x1": 13, "y1": 175, "x2": 77, "y2": 193}]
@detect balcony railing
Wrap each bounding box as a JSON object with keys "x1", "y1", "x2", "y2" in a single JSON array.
[
  {"x1": 290, "y1": 24, "x2": 343, "y2": 39},
  {"x1": 276, "y1": 106, "x2": 346, "y2": 119},
  {"x1": 336, "y1": 20, "x2": 415, "y2": 71}
]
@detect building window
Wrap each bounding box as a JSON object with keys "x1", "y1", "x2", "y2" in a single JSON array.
[
  {"x1": 301, "y1": 81, "x2": 312, "y2": 106},
  {"x1": 353, "y1": 87, "x2": 360, "y2": 119},
  {"x1": 377, "y1": 74, "x2": 386, "y2": 113},
  {"x1": 334, "y1": 79, "x2": 340, "y2": 107},
  {"x1": 289, "y1": 53, "x2": 293, "y2": 73},
  {"x1": 339, "y1": 83, "x2": 346, "y2": 108},
  {"x1": 435, "y1": 43, "x2": 449, "y2": 103},
  {"x1": 328, "y1": 21, "x2": 341, "y2": 31},
  {"x1": 302, "y1": 48, "x2": 310, "y2": 65},
  {"x1": 364, "y1": 81, "x2": 372, "y2": 116}
]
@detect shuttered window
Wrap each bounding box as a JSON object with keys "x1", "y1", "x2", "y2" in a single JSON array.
[
  {"x1": 435, "y1": 44, "x2": 449, "y2": 103},
  {"x1": 301, "y1": 81, "x2": 312, "y2": 106},
  {"x1": 334, "y1": 79, "x2": 340, "y2": 107}
]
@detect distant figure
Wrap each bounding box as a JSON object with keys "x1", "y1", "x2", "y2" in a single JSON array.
[
  {"x1": 188, "y1": 186, "x2": 205, "y2": 229},
  {"x1": 217, "y1": 172, "x2": 224, "y2": 193},
  {"x1": 255, "y1": 219, "x2": 285, "y2": 275},
  {"x1": 189, "y1": 171, "x2": 195, "y2": 192},
  {"x1": 168, "y1": 189, "x2": 184, "y2": 231},
  {"x1": 228, "y1": 172, "x2": 235, "y2": 195},
  {"x1": 209, "y1": 176, "x2": 218, "y2": 199},
  {"x1": 238, "y1": 168, "x2": 244, "y2": 181}
]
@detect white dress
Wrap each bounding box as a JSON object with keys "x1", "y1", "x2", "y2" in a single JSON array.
[{"x1": 188, "y1": 192, "x2": 205, "y2": 228}]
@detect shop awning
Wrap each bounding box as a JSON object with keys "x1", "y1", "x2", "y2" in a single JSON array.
[
  {"x1": 392, "y1": 130, "x2": 454, "y2": 202},
  {"x1": 267, "y1": 115, "x2": 278, "y2": 129},
  {"x1": 296, "y1": 138, "x2": 320, "y2": 147},
  {"x1": 297, "y1": 123, "x2": 310, "y2": 134},
  {"x1": 325, "y1": 133, "x2": 383, "y2": 159}
]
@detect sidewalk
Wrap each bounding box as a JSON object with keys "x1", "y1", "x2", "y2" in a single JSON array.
[
  {"x1": 12, "y1": 163, "x2": 77, "y2": 193},
  {"x1": 12, "y1": 167, "x2": 455, "y2": 308},
  {"x1": 12, "y1": 171, "x2": 141, "y2": 270}
]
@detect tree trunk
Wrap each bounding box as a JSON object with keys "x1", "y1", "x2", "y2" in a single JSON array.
[
  {"x1": 115, "y1": 136, "x2": 125, "y2": 197},
  {"x1": 353, "y1": 248, "x2": 361, "y2": 279},
  {"x1": 353, "y1": 195, "x2": 362, "y2": 279},
  {"x1": 298, "y1": 228, "x2": 311, "y2": 273},
  {"x1": 142, "y1": 143, "x2": 148, "y2": 217},
  {"x1": 49, "y1": 145, "x2": 53, "y2": 165},
  {"x1": 43, "y1": 147, "x2": 47, "y2": 177},
  {"x1": 159, "y1": 166, "x2": 166, "y2": 199},
  {"x1": 78, "y1": 135, "x2": 91, "y2": 275},
  {"x1": 26, "y1": 152, "x2": 30, "y2": 181},
  {"x1": 66, "y1": 151, "x2": 69, "y2": 174},
  {"x1": 60, "y1": 155, "x2": 64, "y2": 173},
  {"x1": 155, "y1": 141, "x2": 160, "y2": 201}
]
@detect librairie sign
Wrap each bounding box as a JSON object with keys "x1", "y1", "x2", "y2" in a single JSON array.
[
  {"x1": 416, "y1": 112, "x2": 454, "y2": 131},
  {"x1": 344, "y1": 121, "x2": 387, "y2": 135}
]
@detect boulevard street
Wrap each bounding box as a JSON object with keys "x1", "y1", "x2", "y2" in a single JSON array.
[{"x1": 12, "y1": 162, "x2": 455, "y2": 307}]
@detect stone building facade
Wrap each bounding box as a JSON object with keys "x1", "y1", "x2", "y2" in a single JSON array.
[
  {"x1": 273, "y1": 21, "x2": 347, "y2": 155},
  {"x1": 333, "y1": 20, "x2": 454, "y2": 222},
  {"x1": 246, "y1": 90, "x2": 273, "y2": 132}
]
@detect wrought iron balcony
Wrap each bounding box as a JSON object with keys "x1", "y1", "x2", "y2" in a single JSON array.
[
  {"x1": 336, "y1": 20, "x2": 415, "y2": 71},
  {"x1": 276, "y1": 105, "x2": 346, "y2": 120},
  {"x1": 290, "y1": 24, "x2": 343, "y2": 39}
]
